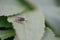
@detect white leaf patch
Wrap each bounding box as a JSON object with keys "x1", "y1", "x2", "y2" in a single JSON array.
[
  {"x1": 0, "y1": 0, "x2": 45, "y2": 40},
  {"x1": 8, "y1": 7, "x2": 45, "y2": 40},
  {"x1": 0, "y1": 0, "x2": 25, "y2": 16}
]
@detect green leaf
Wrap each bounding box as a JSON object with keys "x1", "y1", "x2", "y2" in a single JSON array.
[
  {"x1": 17, "y1": 0, "x2": 35, "y2": 10},
  {"x1": 0, "y1": 16, "x2": 13, "y2": 28},
  {"x1": 0, "y1": 30, "x2": 15, "y2": 40},
  {"x1": 45, "y1": 16, "x2": 60, "y2": 37},
  {"x1": 55, "y1": 0, "x2": 60, "y2": 6},
  {"x1": 0, "y1": 16, "x2": 15, "y2": 39}
]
